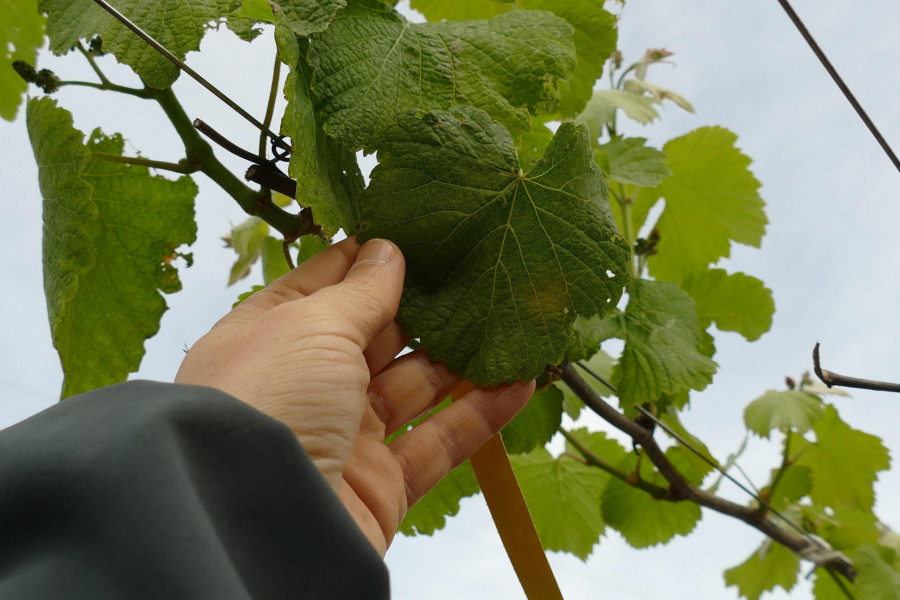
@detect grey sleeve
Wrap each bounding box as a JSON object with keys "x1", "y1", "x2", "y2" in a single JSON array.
[{"x1": 0, "y1": 380, "x2": 389, "y2": 600}]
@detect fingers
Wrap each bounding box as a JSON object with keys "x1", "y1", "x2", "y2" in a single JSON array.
[
  {"x1": 363, "y1": 322, "x2": 410, "y2": 377},
  {"x1": 361, "y1": 349, "x2": 460, "y2": 438},
  {"x1": 389, "y1": 381, "x2": 534, "y2": 507},
  {"x1": 299, "y1": 239, "x2": 405, "y2": 349}
]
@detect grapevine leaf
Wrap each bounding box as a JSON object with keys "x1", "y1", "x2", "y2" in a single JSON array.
[
  {"x1": 239, "y1": 0, "x2": 345, "y2": 37},
  {"x1": 595, "y1": 136, "x2": 670, "y2": 187},
  {"x1": 224, "y1": 217, "x2": 268, "y2": 285},
  {"x1": 622, "y1": 78, "x2": 694, "y2": 113},
  {"x1": 659, "y1": 408, "x2": 716, "y2": 485},
  {"x1": 606, "y1": 279, "x2": 717, "y2": 409},
  {"x1": 27, "y1": 98, "x2": 197, "y2": 398},
  {"x1": 796, "y1": 406, "x2": 890, "y2": 510},
  {"x1": 576, "y1": 90, "x2": 660, "y2": 141},
  {"x1": 633, "y1": 127, "x2": 767, "y2": 282},
  {"x1": 813, "y1": 568, "x2": 856, "y2": 600},
  {"x1": 765, "y1": 465, "x2": 812, "y2": 511},
  {"x1": 360, "y1": 107, "x2": 631, "y2": 385},
  {"x1": 398, "y1": 460, "x2": 480, "y2": 536},
  {"x1": 560, "y1": 349, "x2": 615, "y2": 419},
  {"x1": 261, "y1": 236, "x2": 290, "y2": 284},
  {"x1": 278, "y1": 29, "x2": 363, "y2": 235},
  {"x1": 680, "y1": 269, "x2": 774, "y2": 341},
  {"x1": 724, "y1": 540, "x2": 800, "y2": 600},
  {"x1": 566, "y1": 314, "x2": 613, "y2": 362},
  {"x1": 564, "y1": 427, "x2": 628, "y2": 467},
  {"x1": 1, "y1": 0, "x2": 45, "y2": 120},
  {"x1": 294, "y1": 233, "x2": 331, "y2": 265},
  {"x1": 307, "y1": 0, "x2": 576, "y2": 151},
  {"x1": 601, "y1": 451, "x2": 701, "y2": 548},
  {"x1": 743, "y1": 390, "x2": 824, "y2": 439},
  {"x1": 511, "y1": 448, "x2": 608, "y2": 559},
  {"x1": 501, "y1": 385, "x2": 563, "y2": 454},
  {"x1": 515, "y1": 120, "x2": 555, "y2": 172},
  {"x1": 409, "y1": 0, "x2": 616, "y2": 117},
  {"x1": 856, "y1": 545, "x2": 900, "y2": 599},
  {"x1": 40, "y1": 0, "x2": 241, "y2": 88},
  {"x1": 234, "y1": 284, "x2": 266, "y2": 307},
  {"x1": 815, "y1": 505, "x2": 880, "y2": 551}
]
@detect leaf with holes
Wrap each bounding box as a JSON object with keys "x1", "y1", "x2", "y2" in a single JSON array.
[
  {"x1": 307, "y1": 0, "x2": 576, "y2": 151},
  {"x1": 360, "y1": 106, "x2": 631, "y2": 385},
  {"x1": 27, "y1": 97, "x2": 196, "y2": 398}
]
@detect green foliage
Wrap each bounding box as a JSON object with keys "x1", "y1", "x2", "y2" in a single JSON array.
[
  {"x1": 595, "y1": 136, "x2": 670, "y2": 187},
  {"x1": 399, "y1": 460, "x2": 480, "y2": 536},
  {"x1": 501, "y1": 385, "x2": 563, "y2": 454},
  {"x1": 360, "y1": 106, "x2": 631, "y2": 385},
  {"x1": 796, "y1": 405, "x2": 890, "y2": 510},
  {"x1": 632, "y1": 126, "x2": 767, "y2": 282},
  {"x1": 599, "y1": 279, "x2": 717, "y2": 409},
  {"x1": 26, "y1": 97, "x2": 196, "y2": 397},
  {"x1": 743, "y1": 390, "x2": 824, "y2": 438},
  {"x1": 680, "y1": 269, "x2": 774, "y2": 341},
  {"x1": 307, "y1": 0, "x2": 577, "y2": 150},
  {"x1": 577, "y1": 90, "x2": 660, "y2": 134},
  {"x1": 1, "y1": 0, "x2": 44, "y2": 120},
  {"x1": 511, "y1": 447, "x2": 609, "y2": 559},
  {"x1": 724, "y1": 540, "x2": 801, "y2": 600}
]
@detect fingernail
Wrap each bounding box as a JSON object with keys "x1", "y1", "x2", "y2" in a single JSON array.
[{"x1": 355, "y1": 239, "x2": 394, "y2": 265}]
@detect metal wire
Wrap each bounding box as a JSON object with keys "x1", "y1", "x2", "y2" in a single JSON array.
[{"x1": 91, "y1": 0, "x2": 291, "y2": 153}]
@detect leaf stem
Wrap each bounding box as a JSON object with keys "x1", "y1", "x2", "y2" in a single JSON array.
[
  {"x1": 764, "y1": 430, "x2": 793, "y2": 512},
  {"x1": 76, "y1": 41, "x2": 110, "y2": 85},
  {"x1": 90, "y1": 152, "x2": 200, "y2": 174},
  {"x1": 150, "y1": 86, "x2": 314, "y2": 240},
  {"x1": 559, "y1": 427, "x2": 668, "y2": 498},
  {"x1": 259, "y1": 53, "x2": 282, "y2": 160},
  {"x1": 57, "y1": 80, "x2": 153, "y2": 98}
]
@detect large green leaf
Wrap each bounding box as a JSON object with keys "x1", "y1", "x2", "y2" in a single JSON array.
[
  {"x1": 27, "y1": 98, "x2": 196, "y2": 398},
  {"x1": 601, "y1": 450, "x2": 702, "y2": 548},
  {"x1": 278, "y1": 30, "x2": 363, "y2": 235},
  {"x1": 600, "y1": 279, "x2": 717, "y2": 409},
  {"x1": 632, "y1": 127, "x2": 767, "y2": 282},
  {"x1": 501, "y1": 385, "x2": 563, "y2": 454},
  {"x1": 1, "y1": 0, "x2": 44, "y2": 120},
  {"x1": 240, "y1": 0, "x2": 345, "y2": 38},
  {"x1": 796, "y1": 406, "x2": 890, "y2": 510},
  {"x1": 743, "y1": 390, "x2": 824, "y2": 439},
  {"x1": 724, "y1": 540, "x2": 800, "y2": 600},
  {"x1": 360, "y1": 106, "x2": 631, "y2": 385},
  {"x1": 511, "y1": 448, "x2": 608, "y2": 559},
  {"x1": 680, "y1": 269, "x2": 774, "y2": 341},
  {"x1": 307, "y1": 0, "x2": 576, "y2": 151},
  {"x1": 398, "y1": 460, "x2": 480, "y2": 536},
  {"x1": 409, "y1": 0, "x2": 616, "y2": 117}
]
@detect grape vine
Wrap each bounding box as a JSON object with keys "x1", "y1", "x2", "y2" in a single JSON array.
[{"x1": 4, "y1": 0, "x2": 899, "y2": 598}]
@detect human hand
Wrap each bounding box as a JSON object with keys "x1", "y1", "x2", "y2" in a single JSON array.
[{"x1": 175, "y1": 237, "x2": 534, "y2": 555}]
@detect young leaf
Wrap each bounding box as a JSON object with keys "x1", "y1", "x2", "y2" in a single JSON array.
[
  {"x1": 576, "y1": 89, "x2": 661, "y2": 139},
  {"x1": 604, "y1": 279, "x2": 717, "y2": 409},
  {"x1": 398, "y1": 460, "x2": 480, "y2": 536},
  {"x1": 307, "y1": 0, "x2": 576, "y2": 150},
  {"x1": 501, "y1": 385, "x2": 563, "y2": 454},
  {"x1": 680, "y1": 269, "x2": 774, "y2": 341},
  {"x1": 796, "y1": 406, "x2": 890, "y2": 510},
  {"x1": 1, "y1": 0, "x2": 45, "y2": 121},
  {"x1": 601, "y1": 452, "x2": 702, "y2": 548},
  {"x1": 724, "y1": 540, "x2": 801, "y2": 600},
  {"x1": 278, "y1": 31, "x2": 363, "y2": 235},
  {"x1": 743, "y1": 390, "x2": 824, "y2": 438},
  {"x1": 632, "y1": 127, "x2": 767, "y2": 282},
  {"x1": 260, "y1": 237, "x2": 290, "y2": 284},
  {"x1": 595, "y1": 136, "x2": 670, "y2": 187},
  {"x1": 360, "y1": 106, "x2": 631, "y2": 385},
  {"x1": 26, "y1": 97, "x2": 197, "y2": 398},
  {"x1": 224, "y1": 217, "x2": 269, "y2": 285},
  {"x1": 511, "y1": 449, "x2": 608, "y2": 559}
]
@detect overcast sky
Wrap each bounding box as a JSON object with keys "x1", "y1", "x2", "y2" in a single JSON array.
[{"x1": 1, "y1": 0, "x2": 898, "y2": 598}]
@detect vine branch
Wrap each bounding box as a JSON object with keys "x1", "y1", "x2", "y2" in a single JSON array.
[
  {"x1": 91, "y1": 152, "x2": 199, "y2": 174},
  {"x1": 557, "y1": 361, "x2": 856, "y2": 581},
  {"x1": 259, "y1": 53, "x2": 282, "y2": 160},
  {"x1": 813, "y1": 343, "x2": 900, "y2": 393}
]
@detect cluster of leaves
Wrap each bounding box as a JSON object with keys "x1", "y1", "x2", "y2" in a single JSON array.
[{"x1": 6, "y1": 0, "x2": 899, "y2": 597}]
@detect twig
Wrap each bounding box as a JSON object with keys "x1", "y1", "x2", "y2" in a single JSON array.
[
  {"x1": 245, "y1": 164, "x2": 298, "y2": 199},
  {"x1": 76, "y1": 41, "x2": 110, "y2": 85},
  {"x1": 557, "y1": 361, "x2": 856, "y2": 581},
  {"x1": 91, "y1": 152, "x2": 199, "y2": 174},
  {"x1": 282, "y1": 240, "x2": 296, "y2": 270},
  {"x1": 193, "y1": 119, "x2": 261, "y2": 163},
  {"x1": 260, "y1": 53, "x2": 282, "y2": 160},
  {"x1": 813, "y1": 343, "x2": 900, "y2": 393},
  {"x1": 56, "y1": 80, "x2": 153, "y2": 98}
]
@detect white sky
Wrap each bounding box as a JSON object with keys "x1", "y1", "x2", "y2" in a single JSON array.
[{"x1": 1, "y1": 0, "x2": 899, "y2": 598}]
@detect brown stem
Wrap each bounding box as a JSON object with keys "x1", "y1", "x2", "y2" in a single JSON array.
[
  {"x1": 558, "y1": 361, "x2": 856, "y2": 581},
  {"x1": 91, "y1": 152, "x2": 199, "y2": 174},
  {"x1": 813, "y1": 343, "x2": 900, "y2": 393}
]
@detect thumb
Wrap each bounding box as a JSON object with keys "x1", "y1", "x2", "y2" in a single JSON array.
[{"x1": 310, "y1": 238, "x2": 406, "y2": 349}]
